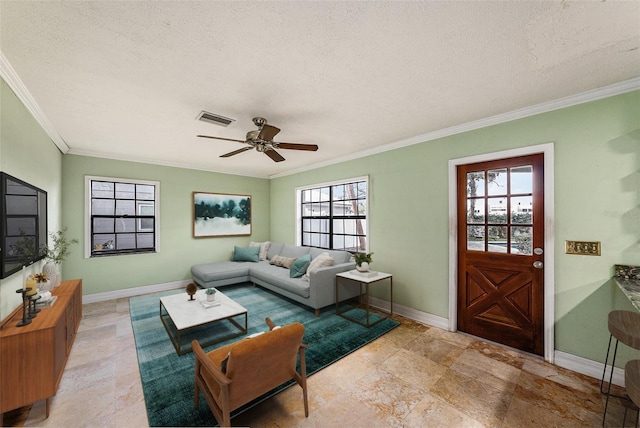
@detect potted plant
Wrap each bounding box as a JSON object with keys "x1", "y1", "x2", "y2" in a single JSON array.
[
  {"x1": 205, "y1": 288, "x2": 217, "y2": 302},
  {"x1": 354, "y1": 252, "x2": 373, "y2": 272},
  {"x1": 43, "y1": 228, "x2": 79, "y2": 288},
  {"x1": 30, "y1": 272, "x2": 51, "y2": 293}
]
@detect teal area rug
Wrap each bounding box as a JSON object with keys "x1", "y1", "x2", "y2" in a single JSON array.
[{"x1": 130, "y1": 283, "x2": 399, "y2": 427}]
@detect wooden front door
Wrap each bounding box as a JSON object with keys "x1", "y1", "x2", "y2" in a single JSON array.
[{"x1": 457, "y1": 154, "x2": 545, "y2": 355}]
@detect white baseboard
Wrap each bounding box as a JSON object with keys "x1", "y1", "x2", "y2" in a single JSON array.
[
  {"x1": 554, "y1": 350, "x2": 624, "y2": 387},
  {"x1": 81, "y1": 279, "x2": 190, "y2": 304},
  {"x1": 83, "y1": 281, "x2": 622, "y2": 385},
  {"x1": 369, "y1": 296, "x2": 622, "y2": 385},
  {"x1": 369, "y1": 296, "x2": 449, "y2": 330}
]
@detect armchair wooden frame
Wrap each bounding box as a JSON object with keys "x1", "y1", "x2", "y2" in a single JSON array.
[{"x1": 192, "y1": 318, "x2": 308, "y2": 427}]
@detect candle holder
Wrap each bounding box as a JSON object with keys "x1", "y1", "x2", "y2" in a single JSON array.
[
  {"x1": 15, "y1": 288, "x2": 33, "y2": 327},
  {"x1": 29, "y1": 294, "x2": 41, "y2": 317}
]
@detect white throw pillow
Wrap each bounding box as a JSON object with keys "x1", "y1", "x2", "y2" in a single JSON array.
[
  {"x1": 250, "y1": 241, "x2": 271, "y2": 260},
  {"x1": 270, "y1": 255, "x2": 296, "y2": 269},
  {"x1": 303, "y1": 252, "x2": 334, "y2": 281}
]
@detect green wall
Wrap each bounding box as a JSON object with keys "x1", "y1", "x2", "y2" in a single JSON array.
[
  {"x1": 0, "y1": 79, "x2": 63, "y2": 319},
  {"x1": 61, "y1": 155, "x2": 270, "y2": 296},
  {"x1": 270, "y1": 91, "x2": 640, "y2": 363},
  {"x1": 2, "y1": 68, "x2": 639, "y2": 366}
]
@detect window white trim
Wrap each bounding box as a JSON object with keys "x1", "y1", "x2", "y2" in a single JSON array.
[
  {"x1": 295, "y1": 175, "x2": 370, "y2": 251},
  {"x1": 84, "y1": 175, "x2": 161, "y2": 258}
]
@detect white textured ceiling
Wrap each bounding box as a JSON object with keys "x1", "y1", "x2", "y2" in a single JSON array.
[{"x1": 1, "y1": 1, "x2": 639, "y2": 178}]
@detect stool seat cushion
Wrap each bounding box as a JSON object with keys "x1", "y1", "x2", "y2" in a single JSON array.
[{"x1": 608, "y1": 310, "x2": 640, "y2": 350}]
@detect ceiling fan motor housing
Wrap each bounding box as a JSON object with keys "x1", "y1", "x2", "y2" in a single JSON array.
[{"x1": 252, "y1": 117, "x2": 267, "y2": 127}]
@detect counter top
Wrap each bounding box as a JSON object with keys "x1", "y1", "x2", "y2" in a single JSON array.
[
  {"x1": 614, "y1": 264, "x2": 640, "y2": 311},
  {"x1": 614, "y1": 277, "x2": 640, "y2": 312}
]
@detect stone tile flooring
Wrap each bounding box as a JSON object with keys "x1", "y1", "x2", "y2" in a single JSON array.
[{"x1": 4, "y1": 293, "x2": 637, "y2": 427}]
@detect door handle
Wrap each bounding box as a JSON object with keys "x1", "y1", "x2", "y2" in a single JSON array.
[{"x1": 533, "y1": 261, "x2": 544, "y2": 269}]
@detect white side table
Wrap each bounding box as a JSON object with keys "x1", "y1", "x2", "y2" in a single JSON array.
[{"x1": 335, "y1": 270, "x2": 393, "y2": 327}]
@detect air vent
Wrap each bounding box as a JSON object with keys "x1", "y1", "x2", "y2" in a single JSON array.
[{"x1": 197, "y1": 111, "x2": 235, "y2": 127}]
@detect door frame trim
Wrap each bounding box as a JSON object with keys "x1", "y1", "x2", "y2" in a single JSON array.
[{"x1": 448, "y1": 143, "x2": 555, "y2": 362}]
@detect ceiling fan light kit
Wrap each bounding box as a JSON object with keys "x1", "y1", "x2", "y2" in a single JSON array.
[{"x1": 198, "y1": 117, "x2": 318, "y2": 162}]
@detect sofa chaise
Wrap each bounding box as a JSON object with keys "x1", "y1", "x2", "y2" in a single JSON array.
[{"x1": 191, "y1": 242, "x2": 360, "y2": 316}]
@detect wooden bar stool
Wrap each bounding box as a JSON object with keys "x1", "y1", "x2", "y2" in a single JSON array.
[
  {"x1": 602, "y1": 311, "x2": 640, "y2": 426},
  {"x1": 624, "y1": 360, "x2": 640, "y2": 427}
]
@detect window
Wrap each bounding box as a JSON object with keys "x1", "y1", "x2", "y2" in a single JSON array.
[
  {"x1": 85, "y1": 176, "x2": 159, "y2": 257},
  {"x1": 297, "y1": 177, "x2": 368, "y2": 252},
  {"x1": 465, "y1": 165, "x2": 533, "y2": 255}
]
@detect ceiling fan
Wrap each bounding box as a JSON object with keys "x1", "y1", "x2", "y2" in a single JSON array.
[{"x1": 197, "y1": 117, "x2": 318, "y2": 162}]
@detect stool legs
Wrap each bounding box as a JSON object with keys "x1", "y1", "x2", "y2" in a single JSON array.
[
  {"x1": 601, "y1": 334, "x2": 617, "y2": 394},
  {"x1": 603, "y1": 311, "x2": 640, "y2": 426},
  {"x1": 602, "y1": 334, "x2": 624, "y2": 426},
  {"x1": 625, "y1": 360, "x2": 640, "y2": 428},
  {"x1": 622, "y1": 404, "x2": 640, "y2": 428}
]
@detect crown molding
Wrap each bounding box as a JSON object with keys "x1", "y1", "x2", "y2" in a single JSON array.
[
  {"x1": 2, "y1": 47, "x2": 637, "y2": 179},
  {"x1": 270, "y1": 77, "x2": 640, "y2": 179},
  {"x1": 65, "y1": 148, "x2": 269, "y2": 179},
  {"x1": 0, "y1": 51, "x2": 70, "y2": 154}
]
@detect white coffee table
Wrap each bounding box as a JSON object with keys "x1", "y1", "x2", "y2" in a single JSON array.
[{"x1": 160, "y1": 288, "x2": 247, "y2": 355}]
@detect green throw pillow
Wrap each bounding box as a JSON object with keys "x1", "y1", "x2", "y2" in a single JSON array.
[
  {"x1": 290, "y1": 254, "x2": 311, "y2": 278},
  {"x1": 232, "y1": 246, "x2": 260, "y2": 262}
]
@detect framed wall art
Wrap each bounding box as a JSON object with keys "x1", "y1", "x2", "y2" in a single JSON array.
[{"x1": 192, "y1": 192, "x2": 252, "y2": 238}]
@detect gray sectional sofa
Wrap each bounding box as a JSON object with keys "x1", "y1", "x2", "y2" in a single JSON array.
[{"x1": 191, "y1": 242, "x2": 360, "y2": 316}]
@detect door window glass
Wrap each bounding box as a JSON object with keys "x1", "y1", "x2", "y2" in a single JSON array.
[
  {"x1": 466, "y1": 165, "x2": 533, "y2": 254},
  {"x1": 487, "y1": 168, "x2": 507, "y2": 196}
]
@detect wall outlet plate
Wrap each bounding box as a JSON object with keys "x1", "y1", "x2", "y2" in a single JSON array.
[{"x1": 565, "y1": 240, "x2": 601, "y2": 256}]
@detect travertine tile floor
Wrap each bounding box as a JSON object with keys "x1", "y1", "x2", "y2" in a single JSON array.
[{"x1": 5, "y1": 294, "x2": 637, "y2": 427}]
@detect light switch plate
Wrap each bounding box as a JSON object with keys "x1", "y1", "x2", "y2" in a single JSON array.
[{"x1": 565, "y1": 241, "x2": 601, "y2": 256}]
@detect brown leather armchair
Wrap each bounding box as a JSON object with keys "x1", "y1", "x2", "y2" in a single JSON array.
[{"x1": 192, "y1": 318, "x2": 308, "y2": 427}]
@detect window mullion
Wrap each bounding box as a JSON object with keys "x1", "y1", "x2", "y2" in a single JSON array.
[
  {"x1": 89, "y1": 177, "x2": 158, "y2": 257},
  {"x1": 328, "y1": 186, "x2": 333, "y2": 249},
  {"x1": 297, "y1": 178, "x2": 367, "y2": 252}
]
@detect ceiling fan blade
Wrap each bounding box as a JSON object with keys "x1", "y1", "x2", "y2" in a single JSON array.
[
  {"x1": 265, "y1": 149, "x2": 285, "y2": 162},
  {"x1": 257, "y1": 124, "x2": 280, "y2": 141},
  {"x1": 220, "y1": 147, "x2": 253, "y2": 158},
  {"x1": 276, "y1": 142, "x2": 319, "y2": 152},
  {"x1": 197, "y1": 135, "x2": 246, "y2": 143}
]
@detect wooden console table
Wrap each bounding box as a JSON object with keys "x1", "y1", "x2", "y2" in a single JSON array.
[{"x1": 0, "y1": 279, "x2": 82, "y2": 425}]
